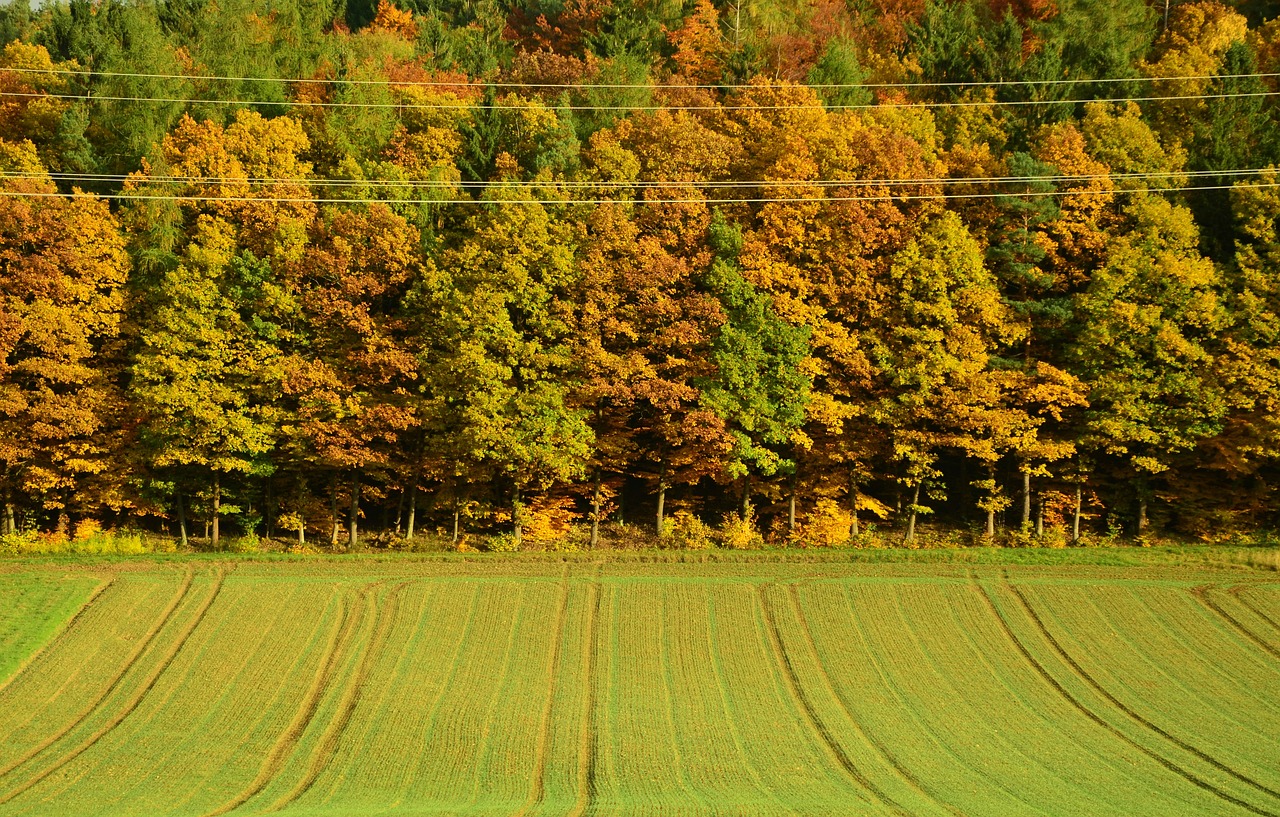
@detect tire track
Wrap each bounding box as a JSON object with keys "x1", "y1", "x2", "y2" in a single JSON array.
[
  {"x1": 0, "y1": 575, "x2": 116, "y2": 699},
  {"x1": 756, "y1": 583, "x2": 910, "y2": 817},
  {"x1": 971, "y1": 571, "x2": 1279, "y2": 817},
  {"x1": 0, "y1": 567, "x2": 195, "y2": 781},
  {"x1": 567, "y1": 566, "x2": 602, "y2": 817},
  {"x1": 843, "y1": 582, "x2": 1035, "y2": 817},
  {"x1": 0, "y1": 567, "x2": 227, "y2": 806},
  {"x1": 1231, "y1": 586, "x2": 1280, "y2": 635},
  {"x1": 945, "y1": 583, "x2": 1199, "y2": 814},
  {"x1": 512, "y1": 566, "x2": 571, "y2": 817},
  {"x1": 201, "y1": 582, "x2": 375, "y2": 817},
  {"x1": 265, "y1": 581, "x2": 410, "y2": 812},
  {"x1": 1191, "y1": 585, "x2": 1280, "y2": 661},
  {"x1": 791, "y1": 584, "x2": 964, "y2": 817},
  {"x1": 1004, "y1": 575, "x2": 1280, "y2": 804}
]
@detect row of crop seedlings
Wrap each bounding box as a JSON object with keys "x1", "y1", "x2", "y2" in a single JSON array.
[
  {"x1": 66, "y1": 579, "x2": 337, "y2": 815},
  {"x1": 388, "y1": 583, "x2": 532, "y2": 811},
  {"x1": 758, "y1": 583, "x2": 926, "y2": 817},
  {"x1": 1126, "y1": 585, "x2": 1280, "y2": 727}
]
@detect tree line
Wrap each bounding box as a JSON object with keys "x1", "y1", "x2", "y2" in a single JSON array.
[{"x1": 2, "y1": 0, "x2": 1280, "y2": 547}]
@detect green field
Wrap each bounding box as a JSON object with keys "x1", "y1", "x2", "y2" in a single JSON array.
[{"x1": 0, "y1": 557, "x2": 1277, "y2": 816}]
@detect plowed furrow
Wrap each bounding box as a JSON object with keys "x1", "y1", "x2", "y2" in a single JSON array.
[
  {"x1": 567, "y1": 572, "x2": 601, "y2": 817},
  {"x1": 513, "y1": 567, "x2": 570, "y2": 817},
  {"x1": 1232, "y1": 587, "x2": 1280, "y2": 635},
  {"x1": 1006, "y1": 577, "x2": 1280, "y2": 804},
  {"x1": 790, "y1": 584, "x2": 962, "y2": 817},
  {"x1": 1191, "y1": 586, "x2": 1280, "y2": 662}
]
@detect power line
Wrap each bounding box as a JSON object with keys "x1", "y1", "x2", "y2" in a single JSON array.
[
  {"x1": 5, "y1": 64, "x2": 1278, "y2": 91},
  {"x1": 0, "y1": 181, "x2": 1272, "y2": 205},
  {"x1": 4, "y1": 167, "x2": 1268, "y2": 190},
  {"x1": 2, "y1": 88, "x2": 1277, "y2": 112}
]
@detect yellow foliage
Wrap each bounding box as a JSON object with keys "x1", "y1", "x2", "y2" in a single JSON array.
[{"x1": 523, "y1": 496, "x2": 580, "y2": 544}]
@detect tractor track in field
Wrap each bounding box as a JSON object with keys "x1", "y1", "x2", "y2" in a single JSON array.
[
  {"x1": 0, "y1": 567, "x2": 195, "y2": 782},
  {"x1": 202, "y1": 581, "x2": 380, "y2": 817},
  {"x1": 788, "y1": 583, "x2": 964, "y2": 817},
  {"x1": 972, "y1": 570, "x2": 1280, "y2": 817},
  {"x1": 756, "y1": 583, "x2": 911, "y2": 817},
  {"x1": 1230, "y1": 586, "x2": 1280, "y2": 635},
  {"x1": 568, "y1": 565, "x2": 603, "y2": 817},
  {"x1": 1191, "y1": 585, "x2": 1280, "y2": 662},
  {"x1": 0, "y1": 567, "x2": 228, "y2": 807},
  {"x1": 1005, "y1": 575, "x2": 1280, "y2": 803},
  {"x1": 0, "y1": 575, "x2": 116, "y2": 700},
  {"x1": 512, "y1": 566, "x2": 571, "y2": 817},
  {"x1": 265, "y1": 581, "x2": 410, "y2": 812}
]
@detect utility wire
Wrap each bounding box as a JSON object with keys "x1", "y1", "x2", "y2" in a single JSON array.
[
  {"x1": 0, "y1": 181, "x2": 1272, "y2": 205},
  {"x1": 3, "y1": 167, "x2": 1269, "y2": 189},
  {"x1": 4, "y1": 64, "x2": 1278, "y2": 90},
  {"x1": 2, "y1": 88, "x2": 1276, "y2": 111}
]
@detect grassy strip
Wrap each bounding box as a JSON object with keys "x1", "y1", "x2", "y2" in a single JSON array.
[
  {"x1": 3, "y1": 544, "x2": 1278, "y2": 573},
  {"x1": 0, "y1": 576, "x2": 107, "y2": 691}
]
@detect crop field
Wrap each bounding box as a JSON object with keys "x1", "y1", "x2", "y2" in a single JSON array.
[{"x1": 0, "y1": 558, "x2": 1276, "y2": 816}]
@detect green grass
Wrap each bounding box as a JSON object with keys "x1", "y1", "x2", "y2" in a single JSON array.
[
  {"x1": 0, "y1": 558, "x2": 1276, "y2": 815},
  {"x1": 0, "y1": 574, "x2": 100, "y2": 687}
]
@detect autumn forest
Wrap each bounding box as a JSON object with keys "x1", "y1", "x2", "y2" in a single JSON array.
[{"x1": 2, "y1": 0, "x2": 1279, "y2": 549}]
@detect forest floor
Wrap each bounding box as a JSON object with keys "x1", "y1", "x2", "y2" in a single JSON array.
[{"x1": 0, "y1": 555, "x2": 1277, "y2": 815}]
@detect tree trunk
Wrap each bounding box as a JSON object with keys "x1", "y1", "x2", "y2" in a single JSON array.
[
  {"x1": 590, "y1": 469, "x2": 602, "y2": 549},
  {"x1": 905, "y1": 482, "x2": 921, "y2": 544},
  {"x1": 296, "y1": 477, "x2": 306, "y2": 547},
  {"x1": 848, "y1": 469, "x2": 860, "y2": 538},
  {"x1": 348, "y1": 473, "x2": 360, "y2": 548},
  {"x1": 264, "y1": 477, "x2": 274, "y2": 539},
  {"x1": 451, "y1": 498, "x2": 460, "y2": 546},
  {"x1": 1036, "y1": 500, "x2": 1044, "y2": 538},
  {"x1": 1021, "y1": 468, "x2": 1031, "y2": 528},
  {"x1": 394, "y1": 488, "x2": 405, "y2": 536},
  {"x1": 512, "y1": 485, "x2": 522, "y2": 546},
  {"x1": 1072, "y1": 484, "x2": 1082, "y2": 543},
  {"x1": 1137, "y1": 496, "x2": 1149, "y2": 533},
  {"x1": 2, "y1": 467, "x2": 14, "y2": 536},
  {"x1": 740, "y1": 472, "x2": 752, "y2": 519},
  {"x1": 211, "y1": 474, "x2": 221, "y2": 549},
  {"x1": 656, "y1": 460, "x2": 667, "y2": 537},
  {"x1": 985, "y1": 465, "x2": 996, "y2": 539},
  {"x1": 787, "y1": 471, "x2": 797, "y2": 539},
  {"x1": 176, "y1": 490, "x2": 188, "y2": 549},
  {"x1": 406, "y1": 485, "x2": 417, "y2": 541},
  {"x1": 330, "y1": 475, "x2": 340, "y2": 547}
]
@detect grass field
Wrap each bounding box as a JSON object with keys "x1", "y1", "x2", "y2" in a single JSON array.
[{"x1": 0, "y1": 555, "x2": 1276, "y2": 816}]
